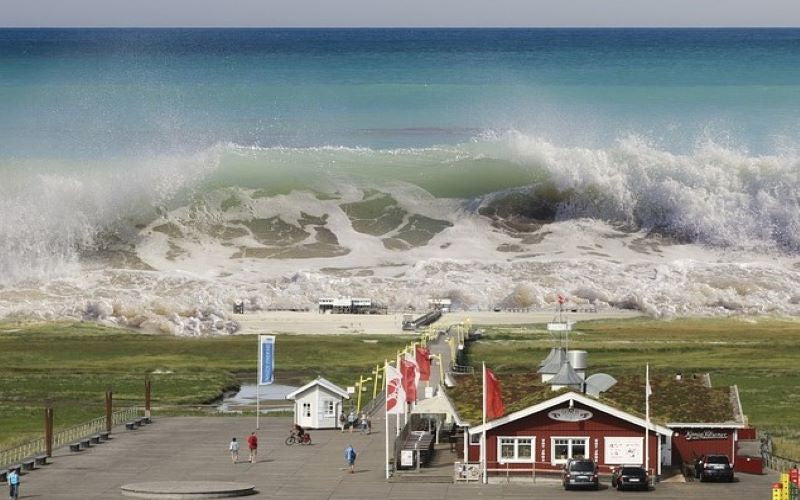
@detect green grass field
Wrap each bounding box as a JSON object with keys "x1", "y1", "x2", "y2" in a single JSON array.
[
  {"x1": 0, "y1": 322, "x2": 411, "y2": 448},
  {"x1": 466, "y1": 317, "x2": 800, "y2": 461}
]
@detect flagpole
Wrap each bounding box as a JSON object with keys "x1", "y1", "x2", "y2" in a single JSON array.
[
  {"x1": 385, "y1": 361, "x2": 390, "y2": 479},
  {"x1": 645, "y1": 369, "x2": 649, "y2": 473},
  {"x1": 395, "y1": 355, "x2": 401, "y2": 436},
  {"x1": 482, "y1": 362, "x2": 487, "y2": 484},
  {"x1": 256, "y1": 335, "x2": 260, "y2": 430}
]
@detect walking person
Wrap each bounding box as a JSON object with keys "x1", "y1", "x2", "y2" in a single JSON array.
[
  {"x1": 344, "y1": 444, "x2": 357, "y2": 474},
  {"x1": 339, "y1": 411, "x2": 346, "y2": 432},
  {"x1": 7, "y1": 468, "x2": 19, "y2": 500},
  {"x1": 229, "y1": 437, "x2": 240, "y2": 463},
  {"x1": 347, "y1": 410, "x2": 356, "y2": 433},
  {"x1": 246, "y1": 431, "x2": 258, "y2": 463}
]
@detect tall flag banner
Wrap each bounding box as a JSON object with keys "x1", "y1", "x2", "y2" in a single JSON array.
[
  {"x1": 385, "y1": 363, "x2": 405, "y2": 414},
  {"x1": 400, "y1": 358, "x2": 418, "y2": 403},
  {"x1": 258, "y1": 335, "x2": 275, "y2": 385},
  {"x1": 404, "y1": 351, "x2": 421, "y2": 388},
  {"x1": 415, "y1": 346, "x2": 431, "y2": 382},
  {"x1": 485, "y1": 367, "x2": 505, "y2": 420}
]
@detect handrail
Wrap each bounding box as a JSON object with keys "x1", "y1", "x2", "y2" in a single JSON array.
[{"x1": 0, "y1": 407, "x2": 143, "y2": 469}]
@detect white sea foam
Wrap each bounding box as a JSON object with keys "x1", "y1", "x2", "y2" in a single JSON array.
[{"x1": 1, "y1": 134, "x2": 799, "y2": 331}]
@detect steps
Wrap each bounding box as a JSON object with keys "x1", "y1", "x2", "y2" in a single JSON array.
[{"x1": 390, "y1": 443, "x2": 457, "y2": 484}]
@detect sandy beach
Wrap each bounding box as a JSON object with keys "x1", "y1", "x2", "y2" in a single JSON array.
[{"x1": 234, "y1": 309, "x2": 642, "y2": 335}]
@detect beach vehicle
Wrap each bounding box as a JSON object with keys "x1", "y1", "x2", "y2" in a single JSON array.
[
  {"x1": 697, "y1": 454, "x2": 734, "y2": 482},
  {"x1": 611, "y1": 465, "x2": 650, "y2": 491},
  {"x1": 562, "y1": 458, "x2": 600, "y2": 490}
]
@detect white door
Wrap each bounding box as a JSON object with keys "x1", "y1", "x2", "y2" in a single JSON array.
[
  {"x1": 661, "y1": 436, "x2": 672, "y2": 467},
  {"x1": 300, "y1": 401, "x2": 314, "y2": 428}
]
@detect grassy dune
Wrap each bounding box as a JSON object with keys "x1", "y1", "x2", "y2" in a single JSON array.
[
  {"x1": 0, "y1": 322, "x2": 411, "y2": 448},
  {"x1": 468, "y1": 317, "x2": 800, "y2": 460}
]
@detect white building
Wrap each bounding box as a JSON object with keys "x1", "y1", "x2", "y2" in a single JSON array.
[{"x1": 285, "y1": 377, "x2": 350, "y2": 429}]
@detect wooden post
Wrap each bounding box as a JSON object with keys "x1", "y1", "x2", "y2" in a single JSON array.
[
  {"x1": 105, "y1": 389, "x2": 113, "y2": 432},
  {"x1": 44, "y1": 400, "x2": 53, "y2": 458},
  {"x1": 145, "y1": 378, "x2": 152, "y2": 418}
]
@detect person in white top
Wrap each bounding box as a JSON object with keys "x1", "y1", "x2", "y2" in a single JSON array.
[{"x1": 229, "y1": 437, "x2": 240, "y2": 463}]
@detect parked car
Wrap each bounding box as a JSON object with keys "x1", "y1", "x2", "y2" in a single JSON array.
[
  {"x1": 562, "y1": 458, "x2": 599, "y2": 490},
  {"x1": 611, "y1": 465, "x2": 650, "y2": 491},
  {"x1": 696, "y1": 454, "x2": 735, "y2": 482}
]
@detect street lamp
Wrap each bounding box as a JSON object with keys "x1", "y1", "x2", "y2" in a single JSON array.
[{"x1": 355, "y1": 375, "x2": 373, "y2": 413}]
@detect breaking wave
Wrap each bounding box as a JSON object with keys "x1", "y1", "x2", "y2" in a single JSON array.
[{"x1": 1, "y1": 131, "x2": 800, "y2": 328}]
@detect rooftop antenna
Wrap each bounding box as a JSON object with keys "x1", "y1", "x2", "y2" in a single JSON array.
[{"x1": 547, "y1": 292, "x2": 572, "y2": 350}]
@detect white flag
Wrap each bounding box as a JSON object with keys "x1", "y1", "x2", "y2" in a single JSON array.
[
  {"x1": 645, "y1": 364, "x2": 652, "y2": 398},
  {"x1": 385, "y1": 364, "x2": 405, "y2": 414}
]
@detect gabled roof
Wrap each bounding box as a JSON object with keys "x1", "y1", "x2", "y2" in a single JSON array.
[
  {"x1": 410, "y1": 387, "x2": 465, "y2": 426},
  {"x1": 468, "y1": 391, "x2": 672, "y2": 437},
  {"x1": 548, "y1": 361, "x2": 584, "y2": 386},
  {"x1": 285, "y1": 377, "x2": 350, "y2": 400}
]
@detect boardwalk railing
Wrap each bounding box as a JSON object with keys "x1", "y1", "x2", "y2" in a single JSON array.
[{"x1": 0, "y1": 407, "x2": 143, "y2": 469}]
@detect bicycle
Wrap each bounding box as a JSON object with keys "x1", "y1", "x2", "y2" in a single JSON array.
[{"x1": 285, "y1": 431, "x2": 312, "y2": 446}]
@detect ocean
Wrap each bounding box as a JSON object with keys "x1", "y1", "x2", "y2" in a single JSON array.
[{"x1": 1, "y1": 28, "x2": 799, "y2": 331}]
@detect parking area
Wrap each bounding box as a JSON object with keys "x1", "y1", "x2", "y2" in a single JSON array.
[{"x1": 13, "y1": 415, "x2": 778, "y2": 499}]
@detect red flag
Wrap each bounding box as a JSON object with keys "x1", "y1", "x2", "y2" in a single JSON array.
[
  {"x1": 400, "y1": 358, "x2": 417, "y2": 403},
  {"x1": 485, "y1": 368, "x2": 505, "y2": 420},
  {"x1": 557, "y1": 293, "x2": 567, "y2": 304},
  {"x1": 385, "y1": 363, "x2": 405, "y2": 414},
  {"x1": 415, "y1": 346, "x2": 431, "y2": 382}
]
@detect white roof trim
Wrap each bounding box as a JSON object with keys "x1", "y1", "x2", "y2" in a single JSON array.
[
  {"x1": 667, "y1": 422, "x2": 748, "y2": 429},
  {"x1": 468, "y1": 391, "x2": 672, "y2": 437},
  {"x1": 285, "y1": 377, "x2": 350, "y2": 400}
]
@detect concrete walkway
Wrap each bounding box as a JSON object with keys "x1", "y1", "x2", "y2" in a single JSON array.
[{"x1": 13, "y1": 416, "x2": 777, "y2": 499}]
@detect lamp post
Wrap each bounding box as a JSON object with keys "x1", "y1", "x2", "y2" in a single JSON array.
[
  {"x1": 371, "y1": 364, "x2": 384, "y2": 399},
  {"x1": 355, "y1": 375, "x2": 372, "y2": 413}
]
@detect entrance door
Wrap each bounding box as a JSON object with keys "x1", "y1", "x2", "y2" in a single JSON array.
[
  {"x1": 300, "y1": 401, "x2": 314, "y2": 428},
  {"x1": 661, "y1": 435, "x2": 672, "y2": 467}
]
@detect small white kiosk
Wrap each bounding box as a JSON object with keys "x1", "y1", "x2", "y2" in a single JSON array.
[{"x1": 286, "y1": 377, "x2": 350, "y2": 429}]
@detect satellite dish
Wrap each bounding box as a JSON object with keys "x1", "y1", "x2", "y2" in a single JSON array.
[{"x1": 585, "y1": 373, "x2": 617, "y2": 397}]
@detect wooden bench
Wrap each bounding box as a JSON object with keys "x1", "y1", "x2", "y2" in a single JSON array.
[
  {"x1": 34, "y1": 455, "x2": 47, "y2": 466},
  {"x1": 100, "y1": 431, "x2": 111, "y2": 440},
  {"x1": 69, "y1": 442, "x2": 81, "y2": 452},
  {"x1": 79, "y1": 438, "x2": 91, "y2": 449},
  {"x1": 125, "y1": 421, "x2": 136, "y2": 430},
  {"x1": 133, "y1": 418, "x2": 143, "y2": 427},
  {"x1": 142, "y1": 416, "x2": 151, "y2": 424},
  {"x1": 90, "y1": 435, "x2": 101, "y2": 444},
  {"x1": 22, "y1": 460, "x2": 35, "y2": 471}
]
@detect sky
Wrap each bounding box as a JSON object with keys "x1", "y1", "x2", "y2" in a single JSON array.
[{"x1": 2, "y1": 0, "x2": 800, "y2": 28}]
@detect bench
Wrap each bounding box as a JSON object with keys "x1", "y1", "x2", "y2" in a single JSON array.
[
  {"x1": 90, "y1": 435, "x2": 101, "y2": 444},
  {"x1": 69, "y1": 442, "x2": 81, "y2": 452},
  {"x1": 0, "y1": 470, "x2": 7, "y2": 482},
  {"x1": 142, "y1": 416, "x2": 151, "y2": 424},
  {"x1": 100, "y1": 431, "x2": 111, "y2": 440},
  {"x1": 133, "y1": 418, "x2": 143, "y2": 427},
  {"x1": 22, "y1": 460, "x2": 35, "y2": 471},
  {"x1": 80, "y1": 438, "x2": 91, "y2": 449},
  {"x1": 34, "y1": 455, "x2": 47, "y2": 466},
  {"x1": 125, "y1": 422, "x2": 136, "y2": 430}
]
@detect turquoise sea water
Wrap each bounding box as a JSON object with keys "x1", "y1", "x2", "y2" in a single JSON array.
[
  {"x1": 2, "y1": 28, "x2": 800, "y2": 154},
  {"x1": 1, "y1": 29, "x2": 800, "y2": 322}
]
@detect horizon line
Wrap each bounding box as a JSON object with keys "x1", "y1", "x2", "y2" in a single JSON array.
[{"x1": 2, "y1": 25, "x2": 800, "y2": 29}]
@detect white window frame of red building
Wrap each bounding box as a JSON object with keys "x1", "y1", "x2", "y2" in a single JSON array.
[
  {"x1": 551, "y1": 436, "x2": 589, "y2": 465},
  {"x1": 496, "y1": 436, "x2": 536, "y2": 464}
]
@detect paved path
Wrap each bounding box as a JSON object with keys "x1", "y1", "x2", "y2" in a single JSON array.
[{"x1": 13, "y1": 416, "x2": 778, "y2": 499}]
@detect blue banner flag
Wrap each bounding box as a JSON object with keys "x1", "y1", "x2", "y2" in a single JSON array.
[{"x1": 258, "y1": 335, "x2": 275, "y2": 385}]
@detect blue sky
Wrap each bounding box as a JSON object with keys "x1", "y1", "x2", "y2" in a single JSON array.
[{"x1": 3, "y1": 0, "x2": 800, "y2": 27}]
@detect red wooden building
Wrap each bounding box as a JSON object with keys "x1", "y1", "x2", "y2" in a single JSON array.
[
  {"x1": 464, "y1": 391, "x2": 755, "y2": 481},
  {"x1": 467, "y1": 392, "x2": 673, "y2": 477}
]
